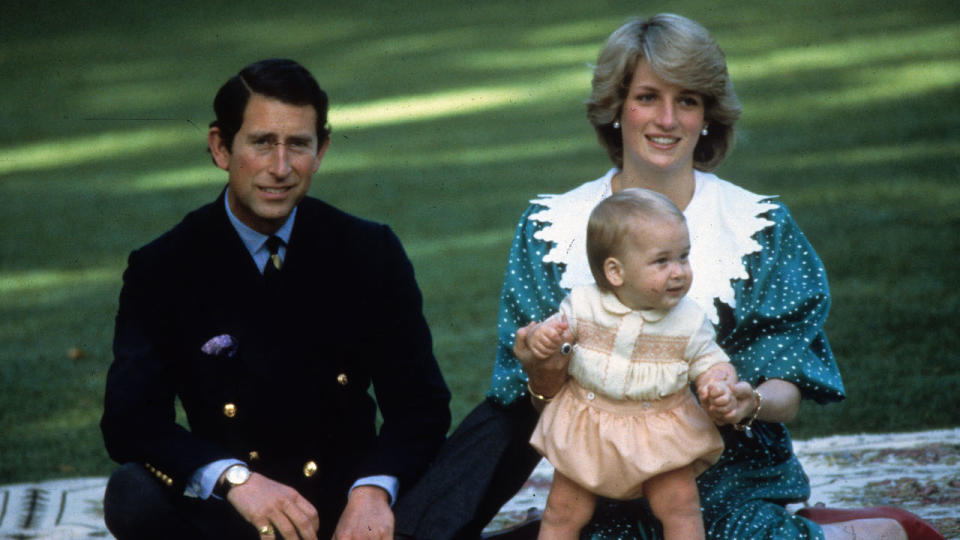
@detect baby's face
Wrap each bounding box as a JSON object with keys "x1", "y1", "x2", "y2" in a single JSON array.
[{"x1": 613, "y1": 217, "x2": 692, "y2": 311}]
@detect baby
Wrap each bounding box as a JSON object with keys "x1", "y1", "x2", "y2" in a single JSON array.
[{"x1": 524, "y1": 188, "x2": 739, "y2": 539}]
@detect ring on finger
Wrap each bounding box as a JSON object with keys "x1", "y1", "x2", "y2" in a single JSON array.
[{"x1": 258, "y1": 524, "x2": 275, "y2": 536}]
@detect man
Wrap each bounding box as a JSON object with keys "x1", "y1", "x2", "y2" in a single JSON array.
[{"x1": 101, "y1": 58, "x2": 451, "y2": 540}]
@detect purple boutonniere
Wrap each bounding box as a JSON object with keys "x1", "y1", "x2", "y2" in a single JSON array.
[{"x1": 201, "y1": 334, "x2": 238, "y2": 358}]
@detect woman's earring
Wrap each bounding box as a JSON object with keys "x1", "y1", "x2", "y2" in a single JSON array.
[
  {"x1": 701, "y1": 126, "x2": 709, "y2": 136},
  {"x1": 612, "y1": 120, "x2": 620, "y2": 129}
]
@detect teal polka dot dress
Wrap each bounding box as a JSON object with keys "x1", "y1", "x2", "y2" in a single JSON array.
[{"x1": 487, "y1": 170, "x2": 845, "y2": 539}]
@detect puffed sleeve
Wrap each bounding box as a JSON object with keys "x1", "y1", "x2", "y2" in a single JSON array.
[
  {"x1": 686, "y1": 313, "x2": 732, "y2": 382},
  {"x1": 487, "y1": 205, "x2": 569, "y2": 406},
  {"x1": 717, "y1": 202, "x2": 845, "y2": 404}
]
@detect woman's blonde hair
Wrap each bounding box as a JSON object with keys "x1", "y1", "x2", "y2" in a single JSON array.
[
  {"x1": 587, "y1": 188, "x2": 686, "y2": 291},
  {"x1": 586, "y1": 13, "x2": 741, "y2": 171}
]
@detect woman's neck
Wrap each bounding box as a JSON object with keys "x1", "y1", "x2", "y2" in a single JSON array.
[{"x1": 613, "y1": 165, "x2": 696, "y2": 211}]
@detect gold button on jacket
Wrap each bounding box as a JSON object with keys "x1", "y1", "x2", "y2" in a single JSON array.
[{"x1": 223, "y1": 403, "x2": 237, "y2": 418}]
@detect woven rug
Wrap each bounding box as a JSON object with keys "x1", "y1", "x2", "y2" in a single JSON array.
[
  {"x1": 2, "y1": 429, "x2": 957, "y2": 539},
  {"x1": 485, "y1": 428, "x2": 960, "y2": 539}
]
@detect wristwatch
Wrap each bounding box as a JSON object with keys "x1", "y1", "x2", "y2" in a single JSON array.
[{"x1": 216, "y1": 464, "x2": 251, "y2": 497}]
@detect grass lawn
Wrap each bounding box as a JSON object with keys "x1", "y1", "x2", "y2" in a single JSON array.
[{"x1": 1, "y1": 0, "x2": 958, "y2": 483}]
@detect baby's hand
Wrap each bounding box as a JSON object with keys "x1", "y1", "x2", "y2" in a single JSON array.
[
  {"x1": 525, "y1": 314, "x2": 570, "y2": 360},
  {"x1": 700, "y1": 382, "x2": 738, "y2": 424}
]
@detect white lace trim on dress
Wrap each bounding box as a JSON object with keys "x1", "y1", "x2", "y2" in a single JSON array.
[{"x1": 529, "y1": 168, "x2": 778, "y2": 324}]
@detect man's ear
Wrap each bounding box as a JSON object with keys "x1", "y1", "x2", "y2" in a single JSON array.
[
  {"x1": 603, "y1": 257, "x2": 624, "y2": 288},
  {"x1": 312, "y1": 136, "x2": 331, "y2": 174},
  {"x1": 208, "y1": 127, "x2": 231, "y2": 171}
]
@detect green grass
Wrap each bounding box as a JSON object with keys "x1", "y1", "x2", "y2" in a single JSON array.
[{"x1": 2, "y1": 0, "x2": 959, "y2": 483}]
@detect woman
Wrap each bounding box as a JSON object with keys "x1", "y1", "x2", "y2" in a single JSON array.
[{"x1": 488, "y1": 13, "x2": 927, "y2": 540}]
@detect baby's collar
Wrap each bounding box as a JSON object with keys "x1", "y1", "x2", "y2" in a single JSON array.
[{"x1": 599, "y1": 289, "x2": 668, "y2": 322}]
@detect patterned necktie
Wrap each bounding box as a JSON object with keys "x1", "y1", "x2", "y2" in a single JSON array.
[{"x1": 263, "y1": 235, "x2": 284, "y2": 287}]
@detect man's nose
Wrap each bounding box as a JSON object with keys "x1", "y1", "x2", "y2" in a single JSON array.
[{"x1": 268, "y1": 145, "x2": 293, "y2": 177}]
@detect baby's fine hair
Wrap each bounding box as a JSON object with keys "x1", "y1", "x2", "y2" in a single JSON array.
[{"x1": 587, "y1": 188, "x2": 685, "y2": 290}]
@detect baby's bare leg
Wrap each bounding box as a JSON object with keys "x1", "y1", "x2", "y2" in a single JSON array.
[
  {"x1": 643, "y1": 465, "x2": 704, "y2": 540},
  {"x1": 538, "y1": 470, "x2": 596, "y2": 540}
]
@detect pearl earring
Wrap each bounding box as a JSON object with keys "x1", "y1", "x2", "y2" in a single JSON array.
[
  {"x1": 612, "y1": 120, "x2": 620, "y2": 129},
  {"x1": 701, "y1": 126, "x2": 709, "y2": 136}
]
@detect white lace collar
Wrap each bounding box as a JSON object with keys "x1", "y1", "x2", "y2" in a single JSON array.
[{"x1": 529, "y1": 168, "x2": 778, "y2": 323}]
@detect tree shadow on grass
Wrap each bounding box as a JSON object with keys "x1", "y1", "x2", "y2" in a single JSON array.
[{"x1": 2, "y1": 0, "x2": 958, "y2": 482}]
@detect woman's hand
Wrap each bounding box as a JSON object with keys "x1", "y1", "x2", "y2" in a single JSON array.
[
  {"x1": 514, "y1": 319, "x2": 573, "y2": 409},
  {"x1": 708, "y1": 379, "x2": 802, "y2": 426},
  {"x1": 700, "y1": 381, "x2": 739, "y2": 424},
  {"x1": 526, "y1": 315, "x2": 569, "y2": 360},
  {"x1": 709, "y1": 381, "x2": 755, "y2": 426},
  {"x1": 696, "y1": 362, "x2": 741, "y2": 424}
]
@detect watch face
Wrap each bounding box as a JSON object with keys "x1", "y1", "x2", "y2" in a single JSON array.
[{"x1": 226, "y1": 465, "x2": 250, "y2": 486}]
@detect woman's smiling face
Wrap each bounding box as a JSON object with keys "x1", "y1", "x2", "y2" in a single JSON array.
[{"x1": 618, "y1": 59, "x2": 707, "y2": 176}]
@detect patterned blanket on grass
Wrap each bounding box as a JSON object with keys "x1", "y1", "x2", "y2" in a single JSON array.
[{"x1": 2, "y1": 429, "x2": 957, "y2": 539}]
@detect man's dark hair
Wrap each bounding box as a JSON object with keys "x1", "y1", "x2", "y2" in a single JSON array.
[{"x1": 210, "y1": 58, "x2": 331, "y2": 152}]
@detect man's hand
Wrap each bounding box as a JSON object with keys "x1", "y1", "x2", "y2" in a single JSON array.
[
  {"x1": 227, "y1": 472, "x2": 319, "y2": 540},
  {"x1": 332, "y1": 485, "x2": 393, "y2": 539}
]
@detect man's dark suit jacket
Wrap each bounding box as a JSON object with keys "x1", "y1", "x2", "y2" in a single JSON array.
[{"x1": 101, "y1": 191, "x2": 451, "y2": 528}]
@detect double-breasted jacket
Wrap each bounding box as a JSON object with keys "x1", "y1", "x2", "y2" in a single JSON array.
[{"x1": 101, "y1": 192, "x2": 451, "y2": 523}]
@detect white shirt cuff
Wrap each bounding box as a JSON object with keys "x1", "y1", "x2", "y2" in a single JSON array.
[{"x1": 185, "y1": 458, "x2": 244, "y2": 499}]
